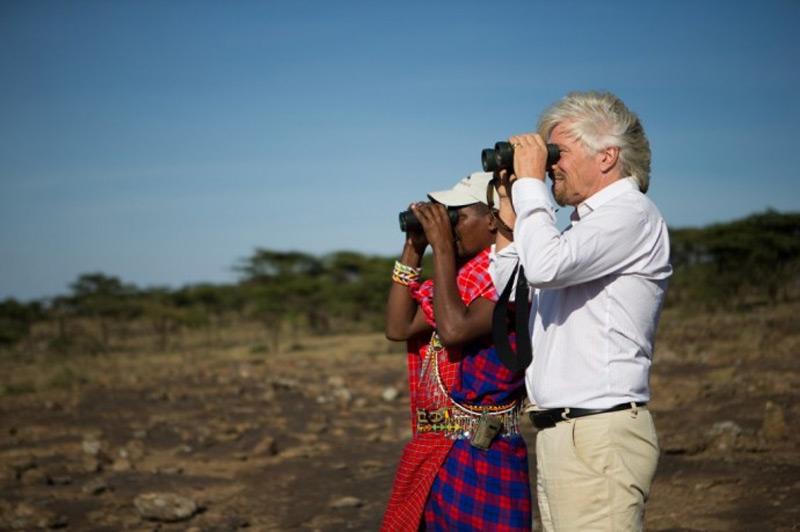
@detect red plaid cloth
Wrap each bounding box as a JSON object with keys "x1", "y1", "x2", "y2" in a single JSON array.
[
  {"x1": 383, "y1": 249, "x2": 530, "y2": 532},
  {"x1": 407, "y1": 248, "x2": 497, "y2": 414}
]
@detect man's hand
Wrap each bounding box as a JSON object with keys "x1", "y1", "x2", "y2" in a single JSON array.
[
  {"x1": 411, "y1": 202, "x2": 455, "y2": 255},
  {"x1": 509, "y1": 133, "x2": 549, "y2": 181}
]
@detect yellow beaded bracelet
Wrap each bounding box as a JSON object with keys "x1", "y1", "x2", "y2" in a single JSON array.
[{"x1": 392, "y1": 261, "x2": 421, "y2": 286}]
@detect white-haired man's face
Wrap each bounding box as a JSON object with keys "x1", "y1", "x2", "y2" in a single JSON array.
[{"x1": 547, "y1": 122, "x2": 601, "y2": 207}]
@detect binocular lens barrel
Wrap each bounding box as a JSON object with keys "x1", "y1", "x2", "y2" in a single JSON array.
[
  {"x1": 398, "y1": 210, "x2": 418, "y2": 232},
  {"x1": 481, "y1": 148, "x2": 497, "y2": 172},
  {"x1": 481, "y1": 141, "x2": 561, "y2": 172},
  {"x1": 398, "y1": 208, "x2": 459, "y2": 232}
]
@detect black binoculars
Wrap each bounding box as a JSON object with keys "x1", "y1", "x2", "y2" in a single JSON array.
[
  {"x1": 398, "y1": 206, "x2": 459, "y2": 232},
  {"x1": 481, "y1": 141, "x2": 561, "y2": 173}
]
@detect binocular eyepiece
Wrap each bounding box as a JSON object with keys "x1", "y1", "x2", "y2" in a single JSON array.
[
  {"x1": 481, "y1": 141, "x2": 561, "y2": 173},
  {"x1": 398, "y1": 206, "x2": 459, "y2": 232}
]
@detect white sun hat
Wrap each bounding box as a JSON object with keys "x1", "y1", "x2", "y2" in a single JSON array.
[{"x1": 427, "y1": 171, "x2": 494, "y2": 207}]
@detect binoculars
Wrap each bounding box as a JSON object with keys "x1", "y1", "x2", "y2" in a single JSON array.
[
  {"x1": 481, "y1": 141, "x2": 561, "y2": 173},
  {"x1": 398, "y1": 206, "x2": 459, "y2": 232}
]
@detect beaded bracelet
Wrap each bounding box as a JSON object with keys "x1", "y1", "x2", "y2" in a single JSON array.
[{"x1": 392, "y1": 261, "x2": 422, "y2": 286}]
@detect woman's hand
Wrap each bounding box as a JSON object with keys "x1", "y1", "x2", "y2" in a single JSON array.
[
  {"x1": 411, "y1": 202, "x2": 455, "y2": 256},
  {"x1": 404, "y1": 203, "x2": 429, "y2": 258}
]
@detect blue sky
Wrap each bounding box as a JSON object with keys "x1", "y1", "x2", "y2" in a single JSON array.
[{"x1": 2, "y1": 0, "x2": 798, "y2": 300}]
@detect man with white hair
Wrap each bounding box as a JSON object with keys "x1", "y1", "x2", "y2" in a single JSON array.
[{"x1": 491, "y1": 91, "x2": 672, "y2": 531}]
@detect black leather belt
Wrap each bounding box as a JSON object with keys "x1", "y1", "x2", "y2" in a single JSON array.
[{"x1": 529, "y1": 402, "x2": 647, "y2": 429}]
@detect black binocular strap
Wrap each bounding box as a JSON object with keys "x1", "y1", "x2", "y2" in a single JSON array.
[{"x1": 491, "y1": 263, "x2": 533, "y2": 373}]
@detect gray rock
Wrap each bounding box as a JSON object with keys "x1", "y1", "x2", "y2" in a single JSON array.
[
  {"x1": 262, "y1": 388, "x2": 276, "y2": 402},
  {"x1": 10, "y1": 457, "x2": 37, "y2": 480},
  {"x1": 659, "y1": 432, "x2": 706, "y2": 456},
  {"x1": 268, "y1": 377, "x2": 300, "y2": 390},
  {"x1": 112, "y1": 457, "x2": 132, "y2": 472},
  {"x1": 253, "y1": 435, "x2": 278, "y2": 455},
  {"x1": 82, "y1": 435, "x2": 113, "y2": 464},
  {"x1": 46, "y1": 473, "x2": 72, "y2": 486},
  {"x1": 327, "y1": 375, "x2": 346, "y2": 388},
  {"x1": 81, "y1": 437, "x2": 103, "y2": 456},
  {"x1": 332, "y1": 387, "x2": 352, "y2": 403},
  {"x1": 43, "y1": 400, "x2": 63, "y2": 411},
  {"x1": 358, "y1": 460, "x2": 384, "y2": 473},
  {"x1": 381, "y1": 386, "x2": 399, "y2": 402},
  {"x1": 693, "y1": 477, "x2": 741, "y2": 491},
  {"x1": 155, "y1": 466, "x2": 184, "y2": 475},
  {"x1": 1, "y1": 502, "x2": 68, "y2": 530},
  {"x1": 134, "y1": 492, "x2": 199, "y2": 523},
  {"x1": 707, "y1": 420, "x2": 743, "y2": 452},
  {"x1": 20, "y1": 467, "x2": 47, "y2": 486},
  {"x1": 82, "y1": 457, "x2": 103, "y2": 473},
  {"x1": 82, "y1": 478, "x2": 109, "y2": 495},
  {"x1": 176, "y1": 444, "x2": 194, "y2": 455},
  {"x1": 122, "y1": 439, "x2": 146, "y2": 461},
  {"x1": 329, "y1": 496, "x2": 364, "y2": 509},
  {"x1": 307, "y1": 421, "x2": 329, "y2": 434},
  {"x1": 279, "y1": 444, "x2": 320, "y2": 459}
]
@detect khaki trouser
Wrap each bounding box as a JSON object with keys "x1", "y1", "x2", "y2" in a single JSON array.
[{"x1": 535, "y1": 406, "x2": 659, "y2": 531}]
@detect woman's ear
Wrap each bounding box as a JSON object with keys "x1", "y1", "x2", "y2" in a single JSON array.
[{"x1": 487, "y1": 210, "x2": 498, "y2": 233}]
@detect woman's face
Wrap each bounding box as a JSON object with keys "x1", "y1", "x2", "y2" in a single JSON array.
[{"x1": 453, "y1": 204, "x2": 495, "y2": 259}]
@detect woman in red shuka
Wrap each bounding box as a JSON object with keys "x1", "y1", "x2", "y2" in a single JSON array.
[{"x1": 381, "y1": 172, "x2": 531, "y2": 532}]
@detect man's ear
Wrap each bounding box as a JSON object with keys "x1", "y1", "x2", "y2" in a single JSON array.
[{"x1": 598, "y1": 146, "x2": 620, "y2": 173}]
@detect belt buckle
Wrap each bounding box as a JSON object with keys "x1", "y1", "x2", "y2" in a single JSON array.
[{"x1": 560, "y1": 407, "x2": 572, "y2": 421}]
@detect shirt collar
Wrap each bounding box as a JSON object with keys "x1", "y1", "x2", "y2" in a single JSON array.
[
  {"x1": 573, "y1": 177, "x2": 638, "y2": 220},
  {"x1": 460, "y1": 247, "x2": 491, "y2": 273}
]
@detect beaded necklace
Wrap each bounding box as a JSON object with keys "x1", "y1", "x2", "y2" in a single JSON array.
[{"x1": 425, "y1": 332, "x2": 518, "y2": 416}]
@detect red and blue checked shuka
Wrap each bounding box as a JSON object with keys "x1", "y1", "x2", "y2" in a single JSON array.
[{"x1": 381, "y1": 248, "x2": 532, "y2": 532}]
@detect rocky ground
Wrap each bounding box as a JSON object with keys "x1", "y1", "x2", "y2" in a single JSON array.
[{"x1": 1, "y1": 303, "x2": 799, "y2": 531}]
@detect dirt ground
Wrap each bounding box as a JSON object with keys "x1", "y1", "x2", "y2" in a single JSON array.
[{"x1": 1, "y1": 303, "x2": 799, "y2": 531}]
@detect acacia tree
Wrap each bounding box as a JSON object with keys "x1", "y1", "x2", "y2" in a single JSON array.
[
  {"x1": 322, "y1": 251, "x2": 394, "y2": 330},
  {"x1": 171, "y1": 283, "x2": 243, "y2": 346},
  {"x1": 135, "y1": 288, "x2": 186, "y2": 350},
  {"x1": 67, "y1": 273, "x2": 139, "y2": 350},
  {"x1": 236, "y1": 250, "x2": 327, "y2": 347},
  {"x1": 669, "y1": 210, "x2": 800, "y2": 308},
  {"x1": 0, "y1": 298, "x2": 41, "y2": 348}
]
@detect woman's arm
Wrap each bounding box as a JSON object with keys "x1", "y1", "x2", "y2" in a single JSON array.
[
  {"x1": 385, "y1": 229, "x2": 433, "y2": 341},
  {"x1": 413, "y1": 203, "x2": 494, "y2": 347}
]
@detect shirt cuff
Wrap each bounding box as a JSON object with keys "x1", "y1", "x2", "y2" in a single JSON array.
[
  {"x1": 489, "y1": 243, "x2": 518, "y2": 299},
  {"x1": 512, "y1": 178, "x2": 555, "y2": 222},
  {"x1": 491, "y1": 242, "x2": 517, "y2": 259}
]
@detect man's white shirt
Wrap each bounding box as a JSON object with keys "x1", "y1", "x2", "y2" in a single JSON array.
[{"x1": 490, "y1": 177, "x2": 672, "y2": 409}]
